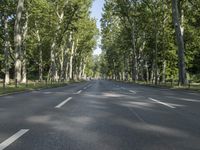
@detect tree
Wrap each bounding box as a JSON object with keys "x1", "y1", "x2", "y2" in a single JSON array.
[
  {"x1": 172, "y1": 0, "x2": 187, "y2": 85},
  {"x1": 14, "y1": 0, "x2": 24, "y2": 83},
  {"x1": 0, "y1": 0, "x2": 98, "y2": 84},
  {"x1": 100, "y1": 0, "x2": 200, "y2": 84}
]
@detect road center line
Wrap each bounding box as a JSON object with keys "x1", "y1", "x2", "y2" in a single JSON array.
[
  {"x1": 0, "y1": 129, "x2": 29, "y2": 150},
  {"x1": 129, "y1": 90, "x2": 136, "y2": 94},
  {"x1": 55, "y1": 97, "x2": 72, "y2": 108},
  {"x1": 148, "y1": 97, "x2": 175, "y2": 109}
]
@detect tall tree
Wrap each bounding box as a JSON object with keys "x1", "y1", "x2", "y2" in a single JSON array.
[
  {"x1": 172, "y1": 0, "x2": 187, "y2": 85},
  {"x1": 14, "y1": 0, "x2": 24, "y2": 83}
]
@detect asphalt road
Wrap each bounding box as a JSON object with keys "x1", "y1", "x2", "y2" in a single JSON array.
[{"x1": 0, "y1": 80, "x2": 200, "y2": 150}]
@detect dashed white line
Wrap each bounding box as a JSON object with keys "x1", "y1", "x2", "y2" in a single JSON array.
[
  {"x1": 129, "y1": 90, "x2": 136, "y2": 94},
  {"x1": 149, "y1": 97, "x2": 175, "y2": 109},
  {"x1": 0, "y1": 129, "x2": 29, "y2": 150},
  {"x1": 76, "y1": 90, "x2": 82, "y2": 94},
  {"x1": 83, "y1": 87, "x2": 87, "y2": 90},
  {"x1": 55, "y1": 97, "x2": 72, "y2": 108}
]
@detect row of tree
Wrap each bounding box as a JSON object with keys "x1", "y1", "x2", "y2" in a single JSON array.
[
  {"x1": 100, "y1": 0, "x2": 200, "y2": 85},
  {"x1": 0, "y1": 0, "x2": 98, "y2": 85}
]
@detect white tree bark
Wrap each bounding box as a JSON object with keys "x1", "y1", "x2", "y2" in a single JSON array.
[
  {"x1": 69, "y1": 40, "x2": 75, "y2": 80},
  {"x1": 172, "y1": 0, "x2": 187, "y2": 85},
  {"x1": 3, "y1": 12, "x2": 10, "y2": 84},
  {"x1": 21, "y1": 12, "x2": 28, "y2": 83},
  {"x1": 50, "y1": 41, "x2": 57, "y2": 81},
  {"x1": 162, "y1": 60, "x2": 166, "y2": 83},
  {"x1": 14, "y1": 0, "x2": 24, "y2": 83},
  {"x1": 49, "y1": 8, "x2": 64, "y2": 81}
]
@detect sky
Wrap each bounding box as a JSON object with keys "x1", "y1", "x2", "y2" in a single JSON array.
[{"x1": 90, "y1": 0, "x2": 105, "y2": 55}]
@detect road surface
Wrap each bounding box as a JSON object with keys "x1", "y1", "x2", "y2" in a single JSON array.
[{"x1": 0, "y1": 80, "x2": 200, "y2": 150}]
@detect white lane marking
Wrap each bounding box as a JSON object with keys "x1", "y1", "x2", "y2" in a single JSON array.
[
  {"x1": 76, "y1": 90, "x2": 82, "y2": 94},
  {"x1": 121, "y1": 87, "x2": 126, "y2": 90},
  {"x1": 0, "y1": 129, "x2": 29, "y2": 150},
  {"x1": 129, "y1": 90, "x2": 136, "y2": 94},
  {"x1": 149, "y1": 98, "x2": 175, "y2": 109},
  {"x1": 55, "y1": 97, "x2": 72, "y2": 108},
  {"x1": 83, "y1": 87, "x2": 87, "y2": 90}
]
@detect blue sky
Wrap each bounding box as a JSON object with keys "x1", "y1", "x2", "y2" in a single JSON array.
[{"x1": 90, "y1": 0, "x2": 105, "y2": 55}]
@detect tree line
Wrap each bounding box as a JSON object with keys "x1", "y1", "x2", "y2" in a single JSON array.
[
  {"x1": 0, "y1": 0, "x2": 98, "y2": 85},
  {"x1": 100, "y1": 0, "x2": 200, "y2": 85}
]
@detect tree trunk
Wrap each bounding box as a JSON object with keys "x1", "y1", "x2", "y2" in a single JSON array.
[
  {"x1": 65, "y1": 63, "x2": 69, "y2": 81},
  {"x1": 3, "y1": 13, "x2": 10, "y2": 85},
  {"x1": 154, "y1": 24, "x2": 158, "y2": 85},
  {"x1": 145, "y1": 60, "x2": 149, "y2": 83},
  {"x1": 62, "y1": 49, "x2": 68, "y2": 81},
  {"x1": 162, "y1": 60, "x2": 166, "y2": 83},
  {"x1": 14, "y1": 0, "x2": 24, "y2": 83},
  {"x1": 39, "y1": 48, "x2": 43, "y2": 81},
  {"x1": 35, "y1": 29, "x2": 43, "y2": 82},
  {"x1": 21, "y1": 12, "x2": 28, "y2": 83},
  {"x1": 49, "y1": 8, "x2": 64, "y2": 82},
  {"x1": 172, "y1": 0, "x2": 187, "y2": 85},
  {"x1": 69, "y1": 41, "x2": 75, "y2": 80},
  {"x1": 50, "y1": 41, "x2": 57, "y2": 81},
  {"x1": 21, "y1": 48, "x2": 27, "y2": 83},
  {"x1": 60, "y1": 45, "x2": 64, "y2": 81},
  {"x1": 82, "y1": 63, "x2": 86, "y2": 79},
  {"x1": 161, "y1": 1, "x2": 166, "y2": 84},
  {"x1": 131, "y1": 30, "x2": 138, "y2": 82}
]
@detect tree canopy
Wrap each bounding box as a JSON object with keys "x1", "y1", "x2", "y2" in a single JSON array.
[
  {"x1": 0, "y1": 0, "x2": 98, "y2": 84},
  {"x1": 100, "y1": 0, "x2": 200, "y2": 85}
]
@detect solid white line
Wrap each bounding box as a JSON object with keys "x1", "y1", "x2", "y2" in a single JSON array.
[
  {"x1": 0, "y1": 129, "x2": 29, "y2": 150},
  {"x1": 129, "y1": 90, "x2": 136, "y2": 94},
  {"x1": 55, "y1": 97, "x2": 72, "y2": 108},
  {"x1": 149, "y1": 97, "x2": 175, "y2": 109}
]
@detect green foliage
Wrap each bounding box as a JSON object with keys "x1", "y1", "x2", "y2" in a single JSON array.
[
  {"x1": 100, "y1": 0, "x2": 200, "y2": 82},
  {"x1": 0, "y1": 0, "x2": 98, "y2": 81}
]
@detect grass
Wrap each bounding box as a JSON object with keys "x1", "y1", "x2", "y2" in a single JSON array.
[
  {"x1": 0, "y1": 80, "x2": 84, "y2": 95},
  {"x1": 117, "y1": 80, "x2": 200, "y2": 92}
]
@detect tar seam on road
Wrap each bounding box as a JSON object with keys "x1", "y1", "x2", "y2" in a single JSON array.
[
  {"x1": 86, "y1": 85, "x2": 91, "y2": 89},
  {"x1": 149, "y1": 97, "x2": 175, "y2": 109},
  {"x1": 55, "y1": 97, "x2": 72, "y2": 108},
  {"x1": 0, "y1": 129, "x2": 29, "y2": 150},
  {"x1": 128, "y1": 107, "x2": 145, "y2": 122}
]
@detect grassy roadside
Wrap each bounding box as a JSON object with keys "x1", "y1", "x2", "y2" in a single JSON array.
[
  {"x1": 0, "y1": 80, "x2": 84, "y2": 96},
  {"x1": 115, "y1": 80, "x2": 200, "y2": 92}
]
